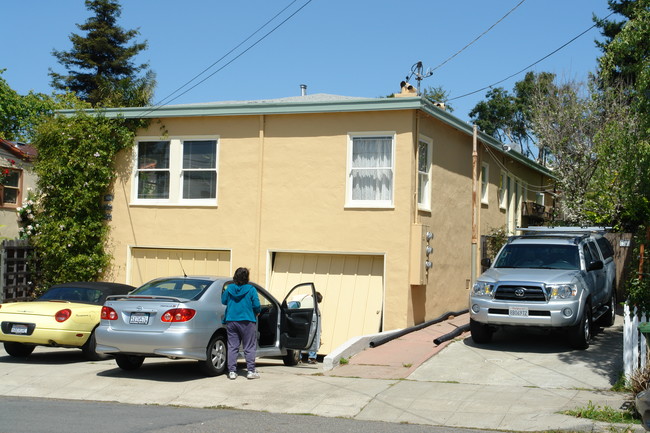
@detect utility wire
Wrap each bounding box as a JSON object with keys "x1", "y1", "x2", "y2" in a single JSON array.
[
  {"x1": 448, "y1": 11, "x2": 615, "y2": 102},
  {"x1": 152, "y1": 0, "x2": 302, "y2": 109},
  {"x1": 431, "y1": 0, "x2": 527, "y2": 73},
  {"x1": 138, "y1": 0, "x2": 313, "y2": 117}
]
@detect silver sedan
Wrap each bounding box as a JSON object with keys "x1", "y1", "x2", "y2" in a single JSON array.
[{"x1": 96, "y1": 276, "x2": 318, "y2": 376}]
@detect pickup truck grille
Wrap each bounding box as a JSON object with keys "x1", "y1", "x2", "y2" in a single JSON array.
[{"x1": 495, "y1": 285, "x2": 546, "y2": 302}]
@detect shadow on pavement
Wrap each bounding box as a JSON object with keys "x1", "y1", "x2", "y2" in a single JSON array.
[{"x1": 461, "y1": 313, "x2": 624, "y2": 386}]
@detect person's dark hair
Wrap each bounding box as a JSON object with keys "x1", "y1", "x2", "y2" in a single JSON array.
[{"x1": 233, "y1": 267, "x2": 250, "y2": 286}]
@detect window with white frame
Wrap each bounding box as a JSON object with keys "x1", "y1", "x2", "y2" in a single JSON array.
[
  {"x1": 347, "y1": 134, "x2": 394, "y2": 207},
  {"x1": 480, "y1": 162, "x2": 489, "y2": 205},
  {"x1": 417, "y1": 137, "x2": 432, "y2": 210},
  {"x1": 133, "y1": 137, "x2": 218, "y2": 205},
  {"x1": 499, "y1": 171, "x2": 508, "y2": 209}
]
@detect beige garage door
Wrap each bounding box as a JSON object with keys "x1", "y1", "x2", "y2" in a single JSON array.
[
  {"x1": 269, "y1": 253, "x2": 384, "y2": 354},
  {"x1": 130, "y1": 248, "x2": 231, "y2": 287}
]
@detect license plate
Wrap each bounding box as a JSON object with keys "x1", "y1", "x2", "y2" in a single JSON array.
[
  {"x1": 10, "y1": 324, "x2": 28, "y2": 334},
  {"x1": 509, "y1": 306, "x2": 529, "y2": 317},
  {"x1": 129, "y1": 312, "x2": 150, "y2": 325}
]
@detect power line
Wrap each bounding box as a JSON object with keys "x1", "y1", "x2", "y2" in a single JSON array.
[
  {"x1": 448, "y1": 11, "x2": 615, "y2": 102},
  {"x1": 138, "y1": 0, "x2": 314, "y2": 117},
  {"x1": 152, "y1": 0, "x2": 303, "y2": 109},
  {"x1": 430, "y1": 0, "x2": 527, "y2": 73}
]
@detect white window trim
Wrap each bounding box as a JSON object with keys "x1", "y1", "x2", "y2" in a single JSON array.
[
  {"x1": 499, "y1": 171, "x2": 508, "y2": 210},
  {"x1": 131, "y1": 135, "x2": 219, "y2": 206},
  {"x1": 480, "y1": 162, "x2": 489, "y2": 205},
  {"x1": 417, "y1": 135, "x2": 432, "y2": 212},
  {"x1": 345, "y1": 132, "x2": 396, "y2": 209}
]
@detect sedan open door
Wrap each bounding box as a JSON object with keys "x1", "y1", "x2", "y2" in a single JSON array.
[{"x1": 280, "y1": 282, "x2": 319, "y2": 351}]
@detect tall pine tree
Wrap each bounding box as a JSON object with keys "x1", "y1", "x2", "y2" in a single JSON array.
[{"x1": 49, "y1": 0, "x2": 155, "y2": 107}]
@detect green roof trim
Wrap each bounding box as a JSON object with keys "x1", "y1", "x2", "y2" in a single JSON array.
[{"x1": 58, "y1": 94, "x2": 553, "y2": 178}]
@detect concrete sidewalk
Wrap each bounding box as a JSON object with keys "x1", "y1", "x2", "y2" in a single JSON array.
[{"x1": 0, "y1": 312, "x2": 642, "y2": 432}]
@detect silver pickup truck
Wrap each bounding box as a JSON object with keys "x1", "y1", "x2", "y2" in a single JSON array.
[{"x1": 469, "y1": 227, "x2": 616, "y2": 349}]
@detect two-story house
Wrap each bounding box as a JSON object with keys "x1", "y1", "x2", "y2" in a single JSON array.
[{"x1": 81, "y1": 88, "x2": 555, "y2": 354}]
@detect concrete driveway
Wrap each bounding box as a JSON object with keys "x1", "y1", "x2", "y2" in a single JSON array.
[
  {"x1": 0, "y1": 311, "x2": 641, "y2": 432},
  {"x1": 409, "y1": 320, "x2": 623, "y2": 390}
]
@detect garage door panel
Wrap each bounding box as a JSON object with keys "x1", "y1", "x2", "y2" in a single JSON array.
[
  {"x1": 130, "y1": 248, "x2": 231, "y2": 287},
  {"x1": 270, "y1": 253, "x2": 383, "y2": 355}
]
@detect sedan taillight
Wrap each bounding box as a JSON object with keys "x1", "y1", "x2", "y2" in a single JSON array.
[
  {"x1": 161, "y1": 308, "x2": 196, "y2": 322},
  {"x1": 101, "y1": 306, "x2": 118, "y2": 320},
  {"x1": 55, "y1": 309, "x2": 72, "y2": 322}
]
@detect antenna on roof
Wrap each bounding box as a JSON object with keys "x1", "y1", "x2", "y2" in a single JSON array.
[{"x1": 406, "y1": 61, "x2": 433, "y2": 95}]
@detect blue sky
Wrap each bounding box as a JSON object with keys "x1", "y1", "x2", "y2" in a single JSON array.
[{"x1": 1, "y1": 0, "x2": 615, "y2": 122}]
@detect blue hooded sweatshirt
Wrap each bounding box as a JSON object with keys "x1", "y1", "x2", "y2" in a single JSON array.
[{"x1": 221, "y1": 283, "x2": 261, "y2": 323}]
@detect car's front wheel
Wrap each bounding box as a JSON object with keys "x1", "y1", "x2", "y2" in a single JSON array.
[
  {"x1": 4, "y1": 342, "x2": 35, "y2": 357},
  {"x1": 569, "y1": 305, "x2": 592, "y2": 350},
  {"x1": 282, "y1": 349, "x2": 300, "y2": 366},
  {"x1": 81, "y1": 330, "x2": 109, "y2": 361},
  {"x1": 469, "y1": 319, "x2": 493, "y2": 344},
  {"x1": 199, "y1": 334, "x2": 227, "y2": 376},
  {"x1": 115, "y1": 354, "x2": 145, "y2": 371}
]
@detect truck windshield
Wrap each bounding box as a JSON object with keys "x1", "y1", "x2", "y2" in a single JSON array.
[{"x1": 494, "y1": 244, "x2": 580, "y2": 270}]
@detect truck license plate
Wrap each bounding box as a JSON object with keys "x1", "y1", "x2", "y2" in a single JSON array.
[{"x1": 509, "y1": 306, "x2": 529, "y2": 317}]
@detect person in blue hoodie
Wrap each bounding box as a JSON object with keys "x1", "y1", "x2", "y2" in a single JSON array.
[{"x1": 221, "y1": 267, "x2": 261, "y2": 380}]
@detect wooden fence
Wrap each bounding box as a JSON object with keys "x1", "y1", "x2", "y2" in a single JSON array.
[{"x1": 0, "y1": 239, "x2": 34, "y2": 302}]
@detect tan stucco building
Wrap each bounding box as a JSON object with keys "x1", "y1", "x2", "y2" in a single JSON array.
[
  {"x1": 0, "y1": 139, "x2": 37, "y2": 240},
  {"x1": 96, "y1": 92, "x2": 555, "y2": 354}
]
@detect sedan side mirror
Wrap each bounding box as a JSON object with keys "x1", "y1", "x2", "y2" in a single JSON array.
[{"x1": 587, "y1": 260, "x2": 604, "y2": 271}]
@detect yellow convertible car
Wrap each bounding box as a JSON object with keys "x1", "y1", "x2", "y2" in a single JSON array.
[{"x1": 0, "y1": 282, "x2": 134, "y2": 360}]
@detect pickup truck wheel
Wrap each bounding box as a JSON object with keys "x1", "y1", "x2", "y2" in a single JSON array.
[
  {"x1": 596, "y1": 289, "x2": 616, "y2": 328},
  {"x1": 470, "y1": 319, "x2": 493, "y2": 344},
  {"x1": 569, "y1": 306, "x2": 591, "y2": 350}
]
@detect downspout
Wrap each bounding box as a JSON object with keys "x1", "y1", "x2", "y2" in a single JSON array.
[
  {"x1": 257, "y1": 115, "x2": 266, "y2": 282},
  {"x1": 471, "y1": 124, "x2": 478, "y2": 285}
]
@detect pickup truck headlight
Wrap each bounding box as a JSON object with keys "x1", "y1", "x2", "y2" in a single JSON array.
[
  {"x1": 547, "y1": 284, "x2": 578, "y2": 299},
  {"x1": 472, "y1": 281, "x2": 495, "y2": 298}
]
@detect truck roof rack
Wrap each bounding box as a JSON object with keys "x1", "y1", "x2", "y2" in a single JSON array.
[
  {"x1": 507, "y1": 232, "x2": 590, "y2": 244},
  {"x1": 516, "y1": 226, "x2": 611, "y2": 234}
]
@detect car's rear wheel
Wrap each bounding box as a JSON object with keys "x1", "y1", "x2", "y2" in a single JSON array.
[
  {"x1": 81, "y1": 330, "x2": 109, "y2": 361},
  {"x1": 199, "y1": 334, "x2": 227, "y2": 376},
  {"x1": 4, "y1": 342, "x2": 35, "y2": 358},
  {"x1": 282, "y1": 349, "x2": 300, "y2": 366},
  {"x1": 115, "y1": 354, "x2": 145, "y2": 370},
  {"x1": 469, "y1": 319, "x2": 493, "y2": 344},
  {"x1": 597, "y1": 287, "x2": 617, "y2": 328},
  {"x1": 569, "y1": 305, "x2": 592, "y2": 350}
]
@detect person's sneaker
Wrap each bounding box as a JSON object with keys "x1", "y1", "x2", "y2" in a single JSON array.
[
  {"x1": 228, "y1": 371, "x2": 237, "y2": 380},
  {"x1": 247, "y1": 370, "x2": 260, "y2": 380},
  {"x1": 307, "y1": 358, "x2": 317, "y2": 364}
]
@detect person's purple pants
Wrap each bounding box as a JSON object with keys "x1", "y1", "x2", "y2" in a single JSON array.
[{"x1": 226, "y1": 321, "x2": 257, "y2": 373}]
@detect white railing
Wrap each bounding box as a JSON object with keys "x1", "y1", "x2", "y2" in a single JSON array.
[{"x1": 624, "y1": 303, "x2": 648, "y2": 378}]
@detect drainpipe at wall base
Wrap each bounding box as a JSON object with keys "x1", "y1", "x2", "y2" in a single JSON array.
[{"x1": 368, "y1": 309, "x2": 469, "y2": 348}]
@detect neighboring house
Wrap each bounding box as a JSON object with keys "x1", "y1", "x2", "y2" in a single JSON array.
[
  {"x1": 76, "y1": 85, "x2": 555, "y2": 354},
  {"x1": 0, "y1": 139, "x2": 37, "y2": 239}
]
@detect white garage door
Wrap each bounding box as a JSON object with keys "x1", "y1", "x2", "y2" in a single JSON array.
[
  {"x1": 269, "y1": 253, "x2": 384, "y2": 354},
  {"x1": 130, "y1": 248, "x2": 231, "y2": 287}
]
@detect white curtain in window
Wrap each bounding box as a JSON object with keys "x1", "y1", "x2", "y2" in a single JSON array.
[{"x1": 351, "y1": 137, "x2": 392, "y2": 201}]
